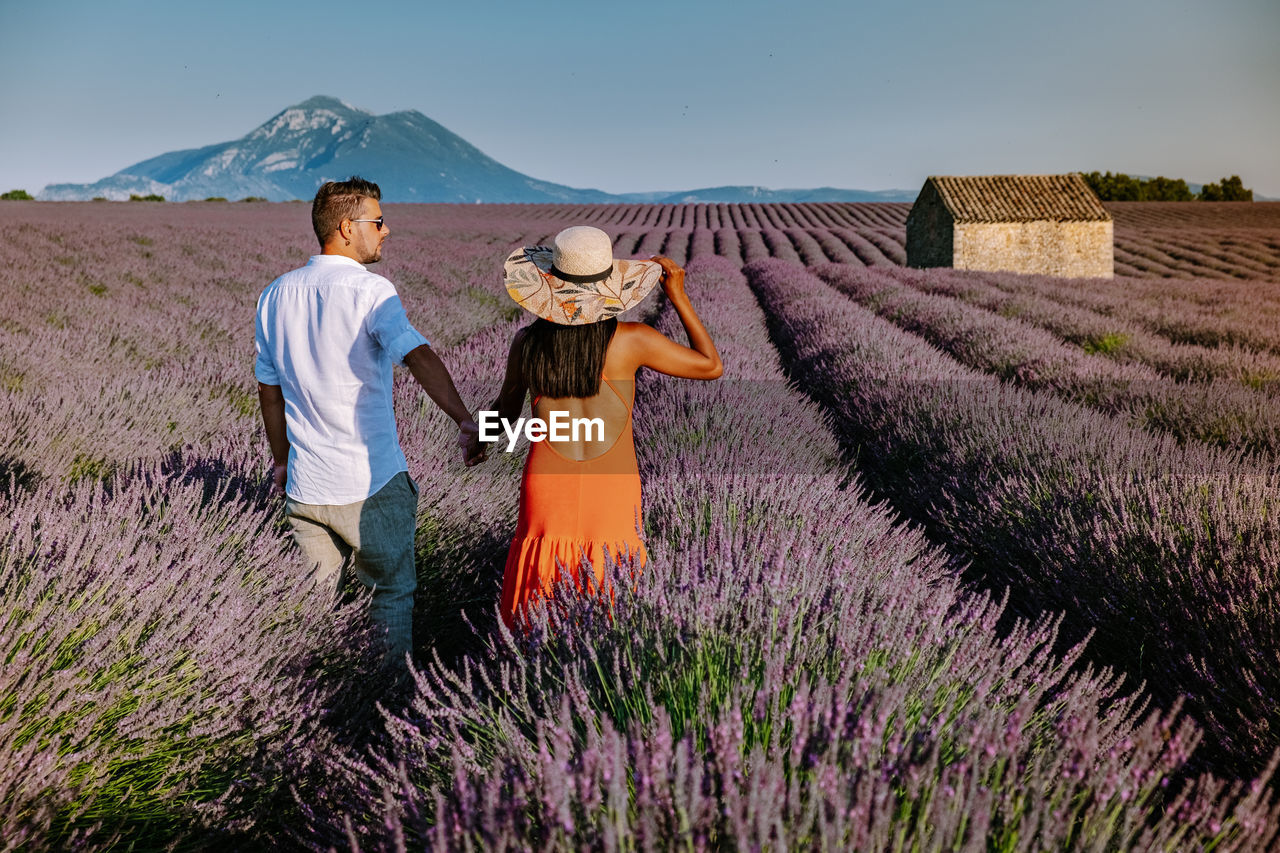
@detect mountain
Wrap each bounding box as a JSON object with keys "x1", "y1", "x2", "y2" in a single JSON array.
[
  {"x1": 40, "y1": 96, "x2": 617, "y2": 203},
  {"x1": 38, "y1": 96, "x2": 913, "y2": 204}
]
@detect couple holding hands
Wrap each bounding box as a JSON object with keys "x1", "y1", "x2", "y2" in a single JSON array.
[{"x1": 254, "y1": 177, "x2": 721, "y2": 665}]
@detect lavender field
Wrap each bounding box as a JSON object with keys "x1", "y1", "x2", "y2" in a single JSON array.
[{"x1": 3, "y1": 199, "x2": 1280, "y2": 850}]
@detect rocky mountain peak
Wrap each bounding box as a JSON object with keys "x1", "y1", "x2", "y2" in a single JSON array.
[{"x1": 35, "y1": 96, "x2": 910, "y2": 203}]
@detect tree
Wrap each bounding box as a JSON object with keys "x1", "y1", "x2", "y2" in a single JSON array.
[
  {"x1": 129, "y1": 193, "x2": 165, "y2": 202},
  {"x1": 1, "y1": 189, "x2": 34, "y2": 200},
  {"x1": 1082, "y1": 171, "x2": 1215, "y2": 202},
  {"x1": 1199, "y1": 175, "x2": 1253, "y2": 202},
  {"x1": 1081, "y1": 171, "x2": 1142, "y2": 201},
  {"x1": 1144, "y1": 176, "x2": 1193, "y2": 202}
]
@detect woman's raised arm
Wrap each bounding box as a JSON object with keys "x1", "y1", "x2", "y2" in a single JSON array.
[{"x1": 616, "y1": 256, "x2": 722, "y2": 380}]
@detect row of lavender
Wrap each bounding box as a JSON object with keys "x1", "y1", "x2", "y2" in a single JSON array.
[
  {"x1": 5, "y1": 219, "x2": 1269, "y2": 494},
  {"x1": 423, "y1": 200, "x2": 1280, "y2": 281},
  {"x1": 12, "y1": 199, "x2": 1278, "y2": 280},
  {"x1": 1, "y1": 441, "x2": 381, "y2": 848},
  {"x1": 0, "y1": 202, "x2": 552, "y2": 486},
  {"x1": 3, "y1": 201, "x2": 1279, "y2": 847},
  {"x1": 956, "y1": 263, "x2": 1280, "y2": 359},
  {"x1": 600, "y1": 219, "x2": 1280, "y2": 286},
  {"x1": 0, "y1": 202, "x2": 557, "y2": 847},
  {"x1": 744, "y1": 257, "x2": 1280, "y2": 774},
  {"x1": 608, "y1": 225, "x2": 907, "y2": 269},
  {"x1": 874, "y1": 266, "x2": 1280, "y2": 390},
  {"x1": 604, "y1": 223, "x2": 1280, "y2": 286},
  {"x1": 466, "y1": 201, "x2": 912, "y2": 230},
  {"x1": 810, "y1": 263, "x2": 1280, "y2": 456},
  {"x1": 0, "y1": 306, "x2": 543, "y2": 849},
  {"x1": 606, "y1": 216, "x2": 1280, "y2": 364},
  {"x1": 1110, "y1": 202, "x2": 1280, "y2": 230},
  {"x1": 308, "y1": 256, "x2": 1276, "y2": 850},
  {"x1": 375, "y1": 199, "x2": 1280, "y2": 282},
  {"x1": 1116, "y1": 234, "x2": 1280, "y2": 281},
  {"x1": 5, "y1": 244, "x2": 1276, "y2": 848},
  {"x1": 1111, "y1": 202, "x2": 1280, "y2": 280}
]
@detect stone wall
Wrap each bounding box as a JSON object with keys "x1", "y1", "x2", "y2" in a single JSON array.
[
  {"x1": 905, "y1": 183, "x2": 954, "y2": 268},
  {"x1": 953, "y1": 220, "x2": 1113, "y2": 278}
]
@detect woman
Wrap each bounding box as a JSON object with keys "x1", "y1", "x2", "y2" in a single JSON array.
[{"x1": 493, "y1": 225, "x2": 722, "y2": 630}]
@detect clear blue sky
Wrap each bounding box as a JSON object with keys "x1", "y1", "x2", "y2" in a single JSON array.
[{"x1": 2, "y1": 0, "x2": 1277, "y2": 196}]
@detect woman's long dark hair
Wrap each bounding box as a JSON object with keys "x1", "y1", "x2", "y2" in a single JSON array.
[{"x1": 520, "y1": 318, "x2": 618, "y2": 398}]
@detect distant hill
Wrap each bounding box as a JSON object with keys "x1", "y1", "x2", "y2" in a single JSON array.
[
  {"x1": 38, "y1": 96, "x2": 912, "y2": 204},
  {"x1": 40, "y1": 96, "x2": 618, "y2": 203}
]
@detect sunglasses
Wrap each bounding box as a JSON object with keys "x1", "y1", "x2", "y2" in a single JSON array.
[{"x1": 351, "y1": 216, "x2": 386, "y2": 229}]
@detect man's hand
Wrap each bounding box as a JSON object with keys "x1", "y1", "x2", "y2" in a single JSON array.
[
  {"x1": 258, "y1": 383, "x2": 292, "y2": 495},
  {"x1": 458, "y1": 419, "x2": 487, "y2": 466}
]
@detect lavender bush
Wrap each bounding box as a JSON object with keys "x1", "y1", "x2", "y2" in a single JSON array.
[
  {"x1": 659, "y1": 229, "x2": 691, "y2": 265},
  {"x1": 746, "y1": 257, "x2": 1280, "y2": 772},
  {"x1": 473, "y1": 199, "x2": 1275, "y2": 284},
  {"x1": 310, "y1": 256, "x2": 1278, "y2": 850},
  {"x1": 712, "y1": 227, "x2": 741, "y2": 264},
  {"x1": 0, "y1": 447, "x2": 382, "y2": 849},
  {"x1": 0, "y1": 203, "x2": 535, "y2": 486},
  {"x1": 739, "y1": 230, "x2": 771, "y2": 263},
  {"x1": 0, "y1": 202, "x2": 548, "y2": 848},
  {"x1": 880, "y1": 264, "x2": 1280, "y2": 393},
  {"x1": 809, "y1": 228, "x2": 861, "y2": 264},
  {"x1": 783, "y1": 227, "x2": 832, "y2": 266},
  {"x1": 4, "y1": 201, "x2": 1280, "y2": 849},
  {"x1": 861, "y1": 228, "x2": 907, "y2": 264},
  {"x1": 833, "y1": 227, "x2": 899, "y2": 266},
  {"x1": 759, "y1": 229, "x2": 801, "y2": 263},
  {"x1": 687, "y1": 227, "x2": 716, "y2": 262},
  {"x1": 971, "y1": 258, "x2": 1280, "y2": 355},
  {"x1": 1115, "y1": 230, "x2": 1279, "y2": 280},
  {"x1": 1102, "y1": 202, "x2": 1280, "y2": 280},
  {"x1": 811, "y1": 262, "x2": 1280, "y2": 455}
]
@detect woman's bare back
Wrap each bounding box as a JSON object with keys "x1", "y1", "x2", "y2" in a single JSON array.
[{"x1": 530, "y1": 326, "x2": 640, "y2": 461}]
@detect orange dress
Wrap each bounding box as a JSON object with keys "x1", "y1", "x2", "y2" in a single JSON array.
[{"x1": 500, "y1": 377, "x2": 646, "y2": 630}]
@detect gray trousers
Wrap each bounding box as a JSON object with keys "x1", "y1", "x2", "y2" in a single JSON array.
[{"x1": 285, "y1": 471, "x2": 418, "y2": 666}]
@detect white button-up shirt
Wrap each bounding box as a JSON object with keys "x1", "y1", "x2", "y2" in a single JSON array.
[{"x1": 254, "y1": 254, "x2": 429, "y2": 504}]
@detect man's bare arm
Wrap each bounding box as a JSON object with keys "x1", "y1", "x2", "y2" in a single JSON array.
[
  {"x1": 402, "y1": 344, "x2": 484, "y2": 465},
  {"x1": 257, "y1": 382, "x2": 290, "y2": 491}
]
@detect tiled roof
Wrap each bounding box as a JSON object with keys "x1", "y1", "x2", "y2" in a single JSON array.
[{"x1": 925, "y1": 174, "x2": 1111, "y2": 223}]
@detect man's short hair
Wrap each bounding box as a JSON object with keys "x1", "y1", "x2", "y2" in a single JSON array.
[{"x1": 312, "y1": 177, "x2": 382, "y2": 246}]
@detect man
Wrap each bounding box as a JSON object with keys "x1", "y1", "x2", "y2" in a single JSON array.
[{"x1": 254, "y1": 176, "x2": 481, "y2": 668}]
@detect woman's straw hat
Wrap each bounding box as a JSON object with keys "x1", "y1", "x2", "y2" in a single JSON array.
[{"x1": 503, "y1": 226, "x2": 663, "y2": 325}]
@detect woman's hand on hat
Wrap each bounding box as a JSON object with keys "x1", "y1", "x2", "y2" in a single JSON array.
[{"x1": 651, "y1": 255, "x2": 686, "y2": 298}]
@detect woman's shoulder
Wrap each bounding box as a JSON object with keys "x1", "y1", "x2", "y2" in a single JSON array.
[
  {"x1": 609, "y1": 321, "x2": 661, "y2": 352},
  {"x1": 613, "y1": 321, "x2": 660, "y2": 340},
  {"x1": 605, "y1": 322, "x2": 651, "y2": 374}
]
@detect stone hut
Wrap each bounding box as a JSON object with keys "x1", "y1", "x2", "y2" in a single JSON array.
[{"x1": 906, "y1": 174, "x2": 1113, "y2": 278}]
